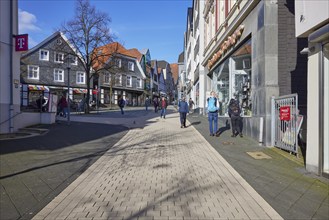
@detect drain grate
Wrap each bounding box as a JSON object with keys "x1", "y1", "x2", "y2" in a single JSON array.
[{"x1": 246, "y1": 151, "x2": 272, "y2": 160}]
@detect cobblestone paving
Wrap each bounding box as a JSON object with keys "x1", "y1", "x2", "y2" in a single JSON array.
[{"x1": 33, "y1": 112, "x2": 282, "y2": 220}]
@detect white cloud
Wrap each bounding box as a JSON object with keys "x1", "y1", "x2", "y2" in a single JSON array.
[{"x1": 18, "y1": 9, "x2": 41, "y2": 34}]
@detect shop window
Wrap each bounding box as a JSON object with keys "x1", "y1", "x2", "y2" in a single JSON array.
[{"x1": 214, "y1": 38, "x2": 252, "y2": 116}]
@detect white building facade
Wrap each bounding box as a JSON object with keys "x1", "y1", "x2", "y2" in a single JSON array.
[
  {"x1": 295, "y1": 0, "x2": 329, "y2": 177},
  {"x1": 0, "y1": 0, "x2": 21, "y2": 134}
]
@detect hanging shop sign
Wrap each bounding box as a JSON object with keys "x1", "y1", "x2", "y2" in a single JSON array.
[
  {"x1": 15, "y1": 34, "x2": 28, "y2": 51},
  {"x1": 207, "y1": 25, "x2": 245, "y2": 70}
]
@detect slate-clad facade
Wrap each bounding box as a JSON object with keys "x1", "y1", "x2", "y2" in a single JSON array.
[{"x1": 20, "y1": 32, "x2": 87, "y2": 111}]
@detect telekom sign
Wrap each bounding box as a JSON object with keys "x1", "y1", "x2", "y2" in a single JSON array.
[{"x1": 15, "y1": 34, "x2": 28, "y2": 51}]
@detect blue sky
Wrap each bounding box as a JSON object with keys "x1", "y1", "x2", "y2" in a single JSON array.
[{"x1": 18, "y1": 0, "x2": 192, "y2": 64}]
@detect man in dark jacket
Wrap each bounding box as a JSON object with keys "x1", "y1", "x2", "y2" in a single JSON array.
[
  {"x1": 228, "y1": 98, "x2": 243, "y2": 137},
  {"x1": 178, "y1": 97, "x2": 189, "y2": 128}
]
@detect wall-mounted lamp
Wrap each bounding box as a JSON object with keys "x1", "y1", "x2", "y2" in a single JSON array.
[{"x1": 300, "y1": 47, "x2": 310, "y2": 55}]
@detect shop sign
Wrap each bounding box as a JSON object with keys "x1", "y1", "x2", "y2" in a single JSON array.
[
  {"x1": 15, "y1": 34, "x2": 28, "y2": 51},
  {"x1": 207, "y1": 25, "x2": 245, "y2": 69},
  {"x1": 280, "y1": 106, "x2": 291, "y2": 121}
]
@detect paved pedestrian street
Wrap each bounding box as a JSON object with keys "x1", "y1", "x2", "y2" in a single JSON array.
[{"x1": 32, "y1": 112, "x2": 282, "y2": 220}]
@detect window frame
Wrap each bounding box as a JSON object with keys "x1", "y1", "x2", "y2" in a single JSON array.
[
  {"x1": 126, "y1": 75, "x2": 132, "y2": 87},
  {"x1": 76, "y1": 71, "x2": 85, "y2": 84},
  {"x1": 128, "y1": 61, "x2": 134, "y2": 71},
  {"x1": 53, "y1": 68, "x2": 64, "y2": 82},
  {"x1": 115, "y1": 74, "x2": 122, "y2": 86},
  {"x1": 27, "y1": 65, "x2": 39, "y2": 80},
  {"x1": 136, "y1": 78, "x2": 142, "y2": 88},
  {"x1": 39, "y1": 49, "x2": 49, "y2": 61},
  {"x1": 54, "y1": 52, "x2": 65, "y2": 63},
  {"x1": 104, "y1": 72, "x2": 111, "y2": 84},
  {"x1": 115, "y1": 58, "x2": 122, "y2": 68}
]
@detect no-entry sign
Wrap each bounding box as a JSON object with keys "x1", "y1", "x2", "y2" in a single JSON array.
[{"x1": 280, "y1": 106, "x2": 291, "y2": 121}]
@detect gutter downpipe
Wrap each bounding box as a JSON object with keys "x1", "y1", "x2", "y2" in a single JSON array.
[
  {"x1": 9, "y1": 0, "x2": 14, "y2": 133},
  {"x1": 318, "y1": 46, "x2": 324, "y2": 176}
]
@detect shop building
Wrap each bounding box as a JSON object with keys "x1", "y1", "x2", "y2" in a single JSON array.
[
  {"x1": 201, "y1": 0, "x2": 308, "y2": 146},
  {"x1": 295, "y1": 0, "x2": 329, "y2": 177},
  {"x1": 95, "y1": 43, "x2": 146, "y2": 106},
  {"x1": 20, "y1": 32, "x2": 88, "y2": 111}
]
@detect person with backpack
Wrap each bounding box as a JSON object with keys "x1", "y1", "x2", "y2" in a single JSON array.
[
  {"x1": 207, "y1": 91, "x2": 219, "y2": 136},
  {"x1": 228, "y1": 98, "x2": 243, "y2": 137}
]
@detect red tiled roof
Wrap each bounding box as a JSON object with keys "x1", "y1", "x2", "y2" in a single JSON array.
[{"x1": 93, "y1": 42, "x2": 143, "y2": 70}]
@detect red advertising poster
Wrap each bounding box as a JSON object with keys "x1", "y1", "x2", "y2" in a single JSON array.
[
  {"x1": 280, "y1": 106, "x2": 291, "y2": 121},
  {"x1": 15, "y1": 34, "x2": 28, "y2": 51}
]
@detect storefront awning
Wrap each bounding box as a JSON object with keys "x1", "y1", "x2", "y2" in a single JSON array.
[
  {"x1": 73, "y1": 88, "x2": 87, "y2": 94},
  {"x1": 28, "y1": 85, "x2": 49, "y2": 91}
]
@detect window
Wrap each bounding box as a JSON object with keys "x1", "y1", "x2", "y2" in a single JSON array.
[
  {"x1": 136, "y1": 78, "x2": 142, "y2": 88},
  {"x1": 126, "y1": 75, "x2": 132, "y2": 87},
  {"x1": 115, "y1": 74, "x2": 122, "y2": 85},
  {"x1": 28, "y1": 65, "x2": 39, "y2": 79},
  {"x1": 39, "y1": 49, "x2": 49, "y2": 61},
  {"x1": 71, "y1": 56, "x2": 78, "y2": 65},
  {"x1": 104, "y1": 73, "x2": 111, "y2": 84},
  {"x1": 128, "y1": 61, "x2": 134, "y2": 71},
  {"x1": 54, "y1": 52, "x2": 64, "y2": 63},
  {"x1": 54, "y1": 69, "x2": 64, "y2": 82},
  {"x1": 76, "y1": 72, "x2": 85, "y2": 84},
  {"x1": 214, "y1": 38, "x2": 252, "y2": 116},
  {"x1": 115, "y1": 58, "x2": 121, "y2": 68}
]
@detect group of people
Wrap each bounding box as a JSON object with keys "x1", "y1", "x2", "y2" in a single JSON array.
[
  {"x1": 206, "y1": 91, "x2": 243, "y2": 138},
  {"x1": 178, "y1": 91, "x2": 243, "y2": 138}
]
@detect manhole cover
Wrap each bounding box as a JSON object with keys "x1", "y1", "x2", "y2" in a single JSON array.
[
  {"x1": 222, "y1": 141, "x2": 234, "y2": 145},
  {"x1": 246, "y1": 151, "x2": 272, "y2": 159}
]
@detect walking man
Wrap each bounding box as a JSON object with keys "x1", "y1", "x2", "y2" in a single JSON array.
[
  {"x1": 207, "y1": 91, "x2": 219, "y2": 136},
  {"x1": 160, "y1": 96, "x2": 168, "y2": 119},
  {"x1": 178, "y1": 97, "x2": 189, "y2": 128}
]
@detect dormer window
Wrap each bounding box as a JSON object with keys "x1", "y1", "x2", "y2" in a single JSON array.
[
  {"x1": 115, "y1": 58, "x2": 122, "y2": 68},
  {"x1": 39, "y1": 49, "x2": 49, "y2": 61},
  {"x1": 54, "y1": 52, "x2": 64, "y2": 63},
  {"x1": 128, "y1": 61, "x2": 134, "y2": 71}
]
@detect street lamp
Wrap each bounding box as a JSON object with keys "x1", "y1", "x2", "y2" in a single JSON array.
[{"x1": 66, "y1": 55, "x2": 71, "y2": 125}]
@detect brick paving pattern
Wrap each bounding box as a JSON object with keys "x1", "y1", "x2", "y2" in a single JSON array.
[{"x1": 32, "y1": 112, "x2": 282, "y2": 220}]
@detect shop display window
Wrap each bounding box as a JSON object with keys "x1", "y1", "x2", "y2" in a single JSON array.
[{"x1": 213, "y1": 39, "x2": 252, "y2": 116}]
